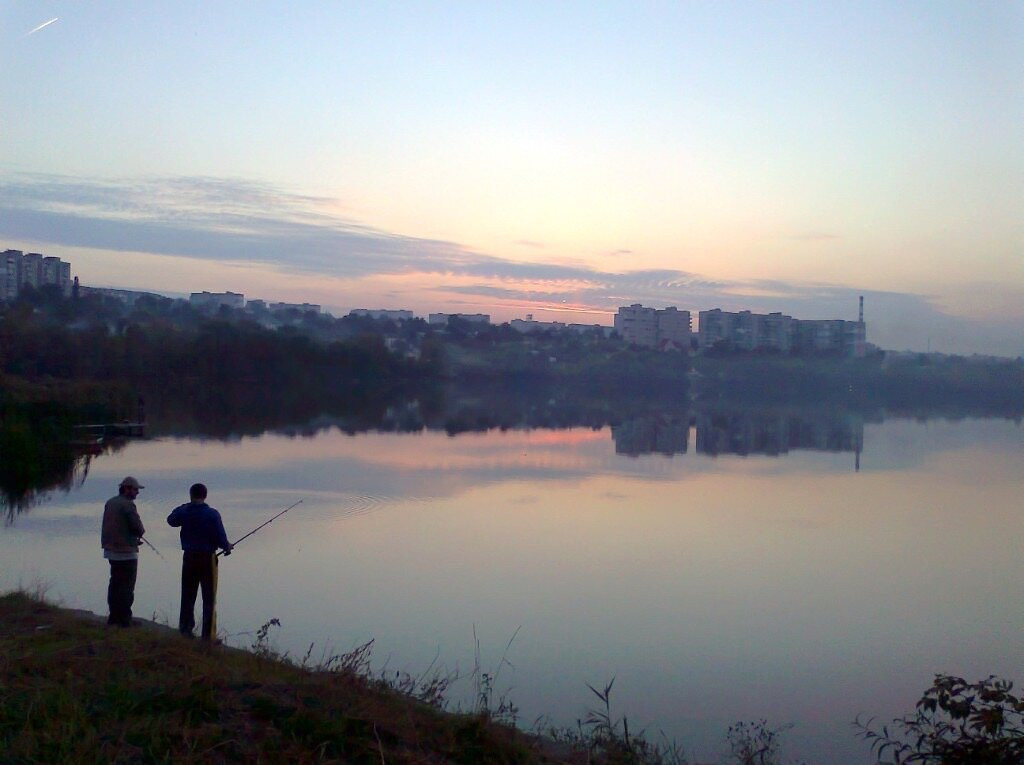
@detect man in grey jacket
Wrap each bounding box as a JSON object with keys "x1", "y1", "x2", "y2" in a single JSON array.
[{"x1": 101, "y1": 476, "x2": 146, "y2": 627}]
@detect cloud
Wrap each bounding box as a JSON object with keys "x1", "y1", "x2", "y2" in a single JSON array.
[
  {"x1": 1, "y1": 173, "x2": 614, "y2": 285},
  {"x1": 2, "y1": 172, "x2": 1021, "y2": 356},
  {"x1": 442, "y1": 284, "x2": 567, "y2": 302},
  {"x1": 1, "y1": 173, "x2": 478, "y2": 279}
]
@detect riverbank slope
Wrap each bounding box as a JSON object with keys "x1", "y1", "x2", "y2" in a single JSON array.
[{"x1": 0, "y1": 592, "x2": 571, "y2": 763}]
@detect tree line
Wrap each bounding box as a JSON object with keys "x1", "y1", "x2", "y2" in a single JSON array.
[
  {"x1": 0, "y1": 286, "x2": 437, "y2": 404},
  {"x1": 2, "y1": 285, "x2": 1021, "y2": 423}
]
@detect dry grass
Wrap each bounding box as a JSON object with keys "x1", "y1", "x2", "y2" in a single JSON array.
[{"x1": 0, "y1": 591, "x2": 564, "y2": 764}]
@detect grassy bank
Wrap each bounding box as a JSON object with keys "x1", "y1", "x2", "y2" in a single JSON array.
[
  {"x1": 4, "y1": 593, "x2": 1019, "y2": 763},
  {"x1": 0, "y1": 592, "x2": 568, "y2": 764}
]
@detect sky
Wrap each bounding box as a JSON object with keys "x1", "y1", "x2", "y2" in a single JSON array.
[{"x1": 1, "y1": 1, "x2": 1021, "y2": 355}]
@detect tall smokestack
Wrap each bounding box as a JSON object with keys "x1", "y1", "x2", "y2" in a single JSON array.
[{"x1": 859, "y1": 295, "x2": 864, "y2": 323}]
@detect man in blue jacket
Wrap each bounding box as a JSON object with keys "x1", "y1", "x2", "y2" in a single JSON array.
[{"x1": 167, "y1": 483, "x2": 233, "y2": 639}]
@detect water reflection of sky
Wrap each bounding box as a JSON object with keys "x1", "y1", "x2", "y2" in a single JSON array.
[{"x1": 2, "y1": 418, "x2": 1021, "y2": 764}]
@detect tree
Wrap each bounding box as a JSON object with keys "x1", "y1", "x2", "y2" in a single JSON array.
[{"x1": 858, "y1": 675, "x2": 1024, "y2": 764}]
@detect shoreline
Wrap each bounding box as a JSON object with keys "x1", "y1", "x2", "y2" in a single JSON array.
[{"x1": 1, "y1": 590, "x2": 582, "y2": 763}]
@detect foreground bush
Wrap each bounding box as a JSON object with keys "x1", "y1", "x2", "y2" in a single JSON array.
[{"x1": 858, "y1": 675, "x2": 1024, "y2": 764}]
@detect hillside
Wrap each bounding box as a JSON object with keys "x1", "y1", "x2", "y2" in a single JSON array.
[{"x1": 0, "y1": 592, "x2": 572, "y2": 764}]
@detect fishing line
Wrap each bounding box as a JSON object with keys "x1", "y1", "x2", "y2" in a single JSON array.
[{"x1": 218, "y1": 499, "x2": 304, "y2": 557}]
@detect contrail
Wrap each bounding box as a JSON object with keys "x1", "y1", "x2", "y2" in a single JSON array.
[{"x1": 26, "y1": 17, "x2": 59, "y2": 36}]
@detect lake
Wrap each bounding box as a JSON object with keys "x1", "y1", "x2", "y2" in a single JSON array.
[{"x1": 2, "y1": 410, "x2": 1021, "y2": 763}]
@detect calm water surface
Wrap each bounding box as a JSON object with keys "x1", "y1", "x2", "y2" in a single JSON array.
[{"x1": 2, "y1": 417, "x2": 1021, "y2": 763}]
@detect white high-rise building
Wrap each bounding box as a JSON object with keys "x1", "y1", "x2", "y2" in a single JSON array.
[
  {"x1": 59, "y1": 261, "x2": 72, "y2": 296},
  {"x1": 698, "y1": 305, "x2": 865, "y2": 357},
  {"x1": 614, "y1": 304, "x2": 691, "y2": 349},
  {"x1": 0, "y1": 249, "x2": 74, "y2": 301},
  {"x1": 20, "y1": 252, "x2": 42, "y2": 289},
  {"x1": 0, "y1": 250, "x2": 20, "y2": 301}
]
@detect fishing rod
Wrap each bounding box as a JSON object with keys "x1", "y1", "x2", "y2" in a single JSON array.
[
  {"x1": 218, "y1": 500, "x2": 303, "y2": 557},
  {"x1": 140, "y1": 536, "x2": 167, "y2": 562}
]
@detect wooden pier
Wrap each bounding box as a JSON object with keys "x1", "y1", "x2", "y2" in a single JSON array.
[{"x1": 73, "y1": 422, "x2": 146, "y2": 439}]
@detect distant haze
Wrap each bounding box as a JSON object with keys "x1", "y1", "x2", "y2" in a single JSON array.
[{"x1": 1, "y1": 3, "x2": 1020, "y2": 356}]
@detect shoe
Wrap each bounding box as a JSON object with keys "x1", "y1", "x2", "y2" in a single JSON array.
[{"x1": 179, "y1": 630, "x2": 195, "y2": 639}]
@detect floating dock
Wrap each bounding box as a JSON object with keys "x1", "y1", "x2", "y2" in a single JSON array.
[{"x1": 73, "y1": 422, "x2": 146, "y2": 439}]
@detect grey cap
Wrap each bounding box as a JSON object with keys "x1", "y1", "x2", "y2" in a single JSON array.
[{"x1": 119, "y1": 476, "x2": 144, "y2": 489}]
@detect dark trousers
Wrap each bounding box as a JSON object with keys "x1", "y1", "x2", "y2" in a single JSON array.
[
  {"x1": 179, "y1": 551, "x2": 217, "y2": 639},
  {"x1": 107, "y1": 559, "x2": 138, "y2": 626}
]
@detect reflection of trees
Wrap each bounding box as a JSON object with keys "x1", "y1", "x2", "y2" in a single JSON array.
[
  {"x1": 142, "y1": 382, "x2": 420, "y2": 439},
  {"x1": 5, "y1": 378, "x2": 1015, "y2": 524},
  {"x1": 139, "y1": 381, "x2": 1012, "y2": 467},
  {"x1": 142, "y1": 380, "x2": 696, "y2": 440},
  {"x1": 0, "y1": 437, "x2": 129, "y2": 525},
  {"x1": 424, "y1": 381, "x2": 691, "y2": 436},
  {"x1": 0, "y1": 401, "x2": 131, "y2": 524},
  {"x1": 2, "y1": 449, "x2": 88, "y2": 525},
  {"x1": 692, "y1": 355, "x2": 1023, "y2": 416}
]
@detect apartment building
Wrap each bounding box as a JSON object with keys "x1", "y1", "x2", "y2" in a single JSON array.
[
  {"x1": 349, "y1": 309, "x2": 414, "y2": 321},
  {"x1": 655, "y1": 306, "x2": 693, "y2": 349},
  {"x1": 510, "y1": 315, "x2": 566, "y2": 334},
  {"x1": 510, "y1": 315, "x2": 615, "y2": 337},
  {"x1": 428, "y1": 313, "x2": 490, "y2": 326},
  {"x1": 698, "y1": 307, "x2": 866, "y2": 357},
  {"x1": 614, "y1": 304, "x2": 692, "y2": 350},
  {"x1": 269, "y1": 301, "x2": 321, "y2": 313},
  {"x1": 190, "y1": 291, "x2": 245, "y2": 311},
  {"x1": 58, "y1": 261, "x2": 71, "y2": 295},
  {"x1": 38, "y1": 256, "x2": 72, "y2": 296},
  {"x1": 1, "y1": 249, "x2": 74, "y2": 300},
  {"x1": 78, "y1": 286, "x2": 167, "y2": 305},
  {"x1": 20, "y1": 252, "x2": 42, "y2": 289},
  {"x1": 1, "y1": 250, "x2": 20, "y2": 301},
  {"x1": 698, "y1": 309, "x2": 793, "y2": 352},
  {"x1": 41, "y1": 256, "x2": 61, "y2": 286}
]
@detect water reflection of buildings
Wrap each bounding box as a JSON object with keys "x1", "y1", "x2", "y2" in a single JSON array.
[
  {"x1": 612, "y1": 411, "x2": 865, "y2": 468},
  {"x1": 612, "y1": 416, "x2": 689, "y2": 457},
  {"x1": 696, "y1": 410, "x2": 864, "y2": 463}
]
